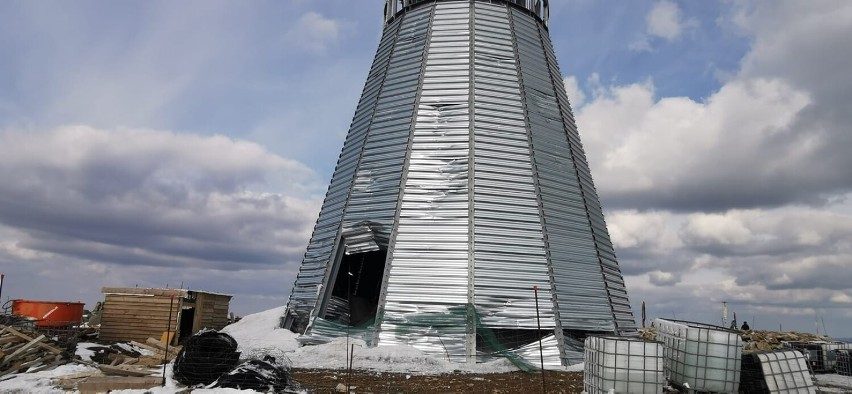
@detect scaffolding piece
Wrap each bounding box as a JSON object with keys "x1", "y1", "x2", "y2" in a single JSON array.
[{"x1": 284, "y1": 0, "x2": 636, "y2": 365}]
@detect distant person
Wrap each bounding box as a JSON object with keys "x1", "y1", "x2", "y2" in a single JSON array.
[{"x1": 741, "y1": 321, "x2": 750, "y2": 331}]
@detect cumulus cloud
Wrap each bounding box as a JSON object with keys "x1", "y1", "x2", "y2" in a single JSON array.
[
  {"x1": 584, "y1": 1, "x2": 852, "y2": 212},
  {"x1": 681, "y1": 213, "x2": 753, "y2": 247},
  {"x1": 579, "y1": 77, "x2": 823, "y2": 211},
  {"x1": 583, "y1": 11, "x2": 850, "y2": 327},
  {"x1": 563, "y1": 76, "x2": 586, "y2": 109},
  {"x1": 648, "y1": 270, "x2": 680, "y2": 286},
  {"x1": 0, "y1": 126, "x2": 323, "y2": 272},
  {"x1": 646, "y1": 0, "x2": 689, "y2": 40},
  {"x1": 284, "y1": 12, "x2": 342, "y2": 53},
  {"x1": 617, "y1": 204, "x2": 852, "y2": 329},
  {"x1": 608, "y1": 210, "x2": 670, "y2": 250},
  {"x1": 630, "y1": 0, "x2": 698, "y2": 51}
]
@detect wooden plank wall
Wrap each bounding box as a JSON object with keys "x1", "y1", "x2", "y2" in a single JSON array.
[
  {"x1": 99, "y1": 290, "x2": 183, "y2": 343},
  {"x1": 192, "y1": 293, "x2": 231, "y2": 332}
]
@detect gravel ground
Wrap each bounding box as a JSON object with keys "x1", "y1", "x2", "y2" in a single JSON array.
[{"x1": 290, "y1": 369, "x2": 585, "y2": 394}]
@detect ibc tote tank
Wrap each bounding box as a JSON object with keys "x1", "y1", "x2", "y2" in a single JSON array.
[
  {"x1": 584, "y1": 335, "x2": 664, "y2": 394},
  {"x1": 655, "y1": 318, "x2": 742, "y2": 393}
]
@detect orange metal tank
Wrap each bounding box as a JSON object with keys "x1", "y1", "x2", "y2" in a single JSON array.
[{"x1": 11, "y1": 299, "x2": 85, "y2": 327}]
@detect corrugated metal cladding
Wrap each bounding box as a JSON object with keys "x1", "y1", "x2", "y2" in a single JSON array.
[{"x1": 284, "y1": 0, "x2": 636, "y2": 365}]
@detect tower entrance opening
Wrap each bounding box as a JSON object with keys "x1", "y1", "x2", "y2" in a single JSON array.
[{"x1": 323, "y1": 249, "x2": 387, "y2": 326}]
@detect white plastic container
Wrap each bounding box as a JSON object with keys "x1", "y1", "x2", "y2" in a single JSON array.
[
  {"x1": 757, "y1": 350, "x2": 816, "y2": 393},
  {"x1": 655, "y1": 318, "x2": 742, "y2": 393},
  {"x1": 584, "y1": 335, "x2": 664, "y2": 394}
]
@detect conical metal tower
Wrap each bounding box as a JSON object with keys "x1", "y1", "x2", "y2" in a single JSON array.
[{"x1": 284, "y1": 0, "x2": 636, "y2": 366}]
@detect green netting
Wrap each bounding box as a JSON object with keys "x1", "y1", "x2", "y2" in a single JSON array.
[{"x1": 312, "y1": 304, "x2": 541, "y2": 371}]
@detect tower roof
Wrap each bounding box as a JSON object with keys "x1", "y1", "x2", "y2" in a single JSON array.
[{"x1": 384, "y1": 0, "x2": 550, "y2": 26}]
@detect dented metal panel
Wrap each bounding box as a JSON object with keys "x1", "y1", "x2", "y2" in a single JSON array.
[
  {"x1": 511, "y1": 7, "x2": 619, "y2": 332},
  {"x1": 285, "y1": 0, "x2": 637, "y2": 364},
  {"x1": 472, "y1": 2, "x2": 555, "y2": 330},
  {"x1": 284, "y1": 17, "x2": 404, "y2": 327},
  {"x1": 380, "y1": 1, "x2": 471, "y2": 362}
]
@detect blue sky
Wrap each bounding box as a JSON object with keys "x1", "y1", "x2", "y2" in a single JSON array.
[{"x1": 1, "y1": 0, "x2": 851, "y2": 337}]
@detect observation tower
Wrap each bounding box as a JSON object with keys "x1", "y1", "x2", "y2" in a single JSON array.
[{"x1": 284, "y1": 0, "x2": 636, "y2": 366}]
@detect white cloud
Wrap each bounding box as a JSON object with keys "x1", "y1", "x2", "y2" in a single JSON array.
[
  {"x1": 682, "y1": 213, "x2": 753, "y2": 246},
  {"x1": 579, "y1": 76, "x2": 816, "y2": 210},
  {"x1": 0, "y1": 240, "x2": 51, "y2": 260},
  {"x1": 831, "y1": 293, "x2": 852, "y2": 304},
  {"x1": 0, "y1": 126, "x2": 323, "y2": 272},
  {"x1": 608, "y1": 210, "x2": 670, "y2": 249},
  {"x1": 285, "y1": 12, "x2": 342, "y2": 53},
  {"x1": 563, "y1": 76, "x2": 586, "y2": 109},
  {"x1": 630, "y1": 0, "x2": 698, "y2": 51},
  {"x1": 646, "y1": 0, "x2": 686, "y2": 40},
  {"x1": 648, "y1": 270, "x2": 680, "y2": 286}
]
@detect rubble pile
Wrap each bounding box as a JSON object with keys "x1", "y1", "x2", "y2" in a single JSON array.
[
  {"x1": 54, "y1": 338, "x2": 181, "y2": 392},
  {"x1": 740, "y1": 331, "x2": 831, "y2": 351},
  {"x1": 0, "y1": 321, "x2": 181, "y2": 393},
  {"x1": 0, "y1": 324, "x2": 72, "y2": 377},
  {"x1": 638, "y1": 327, "x2": 833, "y2": 352}
]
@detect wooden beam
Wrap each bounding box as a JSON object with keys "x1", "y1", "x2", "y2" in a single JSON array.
[
  {"x1": 129, "y1": 341, "x2": 177, "y2": 360},
  {"x1": 1, "y1": 326, "x2": 63, "y2": 354},
  {"x1": 2, "y1": 334, "x2": 45, "y2": 364},
  {"x1": 97, "y1": 364, "x2": 154, "y2": 377},
  {"x1": 78, "y1": 376, "x2": 163, "y2": 394},
  {"x1": 144, "y1": 338, "x2": 182, "y2": 353},
  {"x1": 102, "y1": 287, "x2": 187, "y2": 297}
]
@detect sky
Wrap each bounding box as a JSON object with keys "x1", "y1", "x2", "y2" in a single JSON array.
[{"x1": 0, "y1": 0, "x2": 850, "y2": 336}]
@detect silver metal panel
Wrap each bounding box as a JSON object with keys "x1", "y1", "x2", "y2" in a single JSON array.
[
  {"x1": 287, "y1": 0, "x2": 637, "y2": 364},
  {"x1": 380, "y1": 1, "x2": 471, "y2": 362},
  {"x1": 342, "y1": 4, "x2": 433, "y2": 245},
  {"x1": 285, "y1": 17, "x2": 404, "y2": 327},
  {"x1": 537, "y1": 16, "x2": 637, "y2": 332},
  {"x1": 511, "y1": 7, "x2": 617, "y2": 332},
  {"x1": 472, "y1": 1, "x2": 555, "y2": 330},
  {"x1": 512, "y1": 334, "x2": 572, "y2": 369}
]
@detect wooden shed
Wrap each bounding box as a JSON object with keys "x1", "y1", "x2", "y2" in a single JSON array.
[{"x1": 99, "y1": 287, "x2": 232, "y2": 344}]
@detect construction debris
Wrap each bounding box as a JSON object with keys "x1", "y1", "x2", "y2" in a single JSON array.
[
  {"x1": 0, "y1": 324, "x2": 68, "y2": 377},
  {"x1": 77, "y1": 376, "x2": 163, "y2": 394},
  {"x1": 214, "y1": 357, "x2": 292, "y2": 392},
  {"x1": 639, "y1": 327, "x2": 833, "y2": 352},
  {"x1": 0, "y1": 321, "x2": 182, "y2": 393},
  {"x1": 740, "y1": 331, "x2": 832, "y2": 351}
]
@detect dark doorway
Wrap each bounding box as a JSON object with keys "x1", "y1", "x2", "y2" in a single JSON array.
[
  {"x1": 178, "y1": 307, "x2": 195, "y2": 343},
  {"x1": 325, "y1": 249, "x2": 387, "y2": 326}
]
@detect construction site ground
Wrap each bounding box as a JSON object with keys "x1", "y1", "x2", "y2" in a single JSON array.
[{"x1": 290, "y1": 369, "x2": 584, "y2": 394}]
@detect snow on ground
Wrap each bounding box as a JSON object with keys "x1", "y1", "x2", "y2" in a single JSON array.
[
  {"x1": 220, "y1": 306, "x2": 299, "y2": 355},
  {"x1": 0, "y1": 364, "x2": 96, "y2": 394},
  {"x1": 75, "y1": 342, "x2": 99, "y2": 362},
  {"x1": 220, "y1": 306, "x2": 561, "y2": 374},
  {"x1": 6, "y1": 306, "x2": 845, "y2": 393},
  {"x1": 814, "y1": 374, "x2": 852, "y2": 392},
  {"x1": 286, "y1": 336, "x2": 520, "y2": 374}
]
